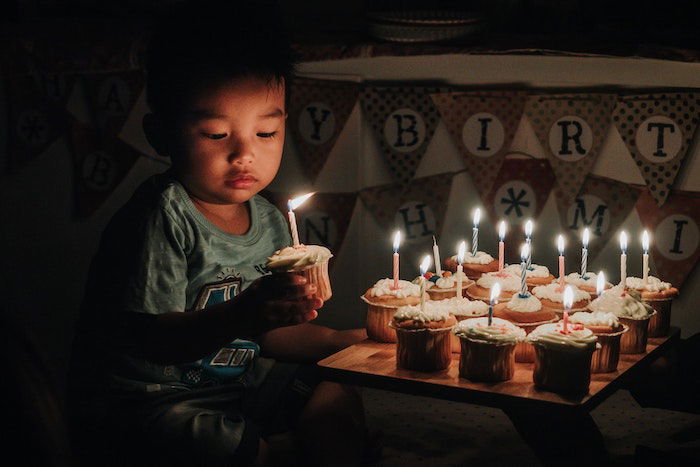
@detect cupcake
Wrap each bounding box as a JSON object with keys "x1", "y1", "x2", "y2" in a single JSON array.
[
  {"x1": 564, "y1": 272, "x2": 612, "y2": 299},
  {"x1": 504, "y1": 263, "x2": 555, "y2": 289},
  {"x1": 466, "y1": 272, "x2": 520, "y2": 302},
  {"x1": 453, "y1": 317, "x2": 526, "y2": 382},
  {"x1": 570, "y1": 311, "x2": 628, "y2": 373},
  {"x1": 361, "y1": 279, "x2": 425, "y2": 343},
  {"x1": 444, "y1": 251, "x2": 498, "y2": 280},
  {"x1": 267, "y1": 244, "x2": 333, "y2": 301},
  {"x1": 390, "y1": 303, "x2": 456, "y2": 372},
  {"x1": 625, "y1": 276, "x2": 679, "y2": 337},
  {"x1": 421, "y1": 270, "x2": 475, "y2": 301},
  {"x1": 493, "y1": 292, "x2": 558, "y2": 362},
  {"x1": 527, "y1": 322, "x2": 599, "y2": 395},
  {"x1": 588, "y1": 286, "x2": 655, "y2": 354},
  {"x1": 432, "y1": 297, "x2": 489, "y2": 352},
  {"x1": 531, "y1": 282, "x2": 591, "y2": 317}
]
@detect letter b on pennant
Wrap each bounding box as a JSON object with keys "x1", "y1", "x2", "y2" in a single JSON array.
[{"x1": 384, "y1": 108, "x2": 426, "y2": 153}]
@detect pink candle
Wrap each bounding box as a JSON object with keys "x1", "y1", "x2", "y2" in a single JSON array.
[
  {"x1": 392, "y1": 231, "x2": 401, "y2": 290},
  {"x1": 287, "y1": 192, "x2": 315, "y2": 247},
  {"x1": 557, "y1": 235, "x2": 566, "y2": 290}
]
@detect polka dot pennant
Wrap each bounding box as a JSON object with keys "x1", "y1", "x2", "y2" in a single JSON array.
[
  {"x1": 525, "y1": 93, "x2": 616, "y2": 209},
  {"x1": 82, "y1": 69, "x2": 144, "y2": 137},
  {"x1": 636, "y1": 188, "x2": 700, "y2": 288},
  {"x1": 430, "y1": 90, "x2": 527, "y2": 202},
  {"x1": 359, "y1": 171, "x2": 454, "y2": 242},
  {"x1": 288, "y1": 78, "x2": 360, "y2": 183},
  {"x1": 268, "y1": 191, "x2": 358, "y2": 267},
  {"x1": 613, "y1": 92, "x2": 700, "y2": 207},
  {"x1": 556, "y1": 175, "x2": 641, "y2": 263},
  {"x1": 360, "y1": 86, "x2": 442, "y2": 186}
]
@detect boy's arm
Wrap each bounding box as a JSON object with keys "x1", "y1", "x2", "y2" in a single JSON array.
[{"x1": 257, "y1": 323, "x2": 367, "y2": 363}]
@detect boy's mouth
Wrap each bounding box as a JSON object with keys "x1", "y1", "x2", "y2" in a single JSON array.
[{"x1": 225, "y1": 173, "x2": 258, "y2": 189}]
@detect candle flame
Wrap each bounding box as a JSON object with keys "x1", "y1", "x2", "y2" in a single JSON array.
[
  {"x1": 288, "y1": 192, "x2": 315, "y2": 211},
  {"x1": 490, "y1": 282, "x2": 501, "y2": 304},
  {"x1": 520, "y1": 243, "x2": 530, "y2": 262},
  {"x1": 582, "y1": 228, "x2": 590, "y2": 248},
  {"x1": 473, "y1": 208, "x2": 481, "y2": 227},
  {"x1": 596, "y1": 271, "x2": 606, "y2": 296},
  {"x1": 392, "y1": 231, "x2": 402, "y2": 253},
  {"x1": 419, "y1": 255, "x2": 431, "y2": 275},
  {"x1": 557, "y1": 235, "x2": 565, "y2": 255},
  {"x1": 642, "y1": 230, "x2": 650, "y2": 253},
  {"x1": 457, "y1": 241, "x2": 466, "y2": 264},
  {"x1": 563, "y1": 286, "x2": 573, "y2": 310},
  {"x1": 619, "y1": 231, "x2": 628, "y2": 253},
  {"x1": 498, "y1": 221, "x2": 506, "y2": 240},
  {"x1": 525, "y1": 219, "x2": 533, "y2": 237}
]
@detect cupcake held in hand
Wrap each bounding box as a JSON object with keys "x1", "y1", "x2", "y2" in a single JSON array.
[{"x1": 267, "y1": 244, "x2": 333, "y2": 301}]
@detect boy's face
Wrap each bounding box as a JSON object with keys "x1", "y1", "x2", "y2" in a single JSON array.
[{"x1": 172, "y1": 77, "x2": 286, "y2": 205}]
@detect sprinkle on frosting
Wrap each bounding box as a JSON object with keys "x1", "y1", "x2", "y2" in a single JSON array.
[
  {"x1": 431, "y1": 297, "x2": 489, "y2": 317},
  {"x1": 587, "y1": 285, "x2": 653, "y2": 319},
  {"x1": 453, "y1": 317, "x2": 526, "y2": 344},
  {"x1": 505, "y1": 293, "x2": 543, "y2": 312},
  {"x1": 452, "y1": 251, "x2": 494, "y2": 265},
  {"x1": 394, "y1": 302, "x2": 452, "y2": 324},
  {"x1": 527, "y1": 322, "x2": 598, "y2": 350},
  {"x1": 625, "y1": 276, "x2": 672, "y2": 292},
  {"x1": 267, "y1": 244, "x2": 332, "y2": 271},
  {"x1": 504, "y1": 263, "x2": 551, "y2": 278},
  {"x1": 433, "y1": 271, "x2": 469, "y2": 289},
  {"x1": 565, "y1": 272, "x2": 611, "y2": 289},
  {"x1": 476, "y1": 271, "x2": 521, "y2": 292},
  {"x1": 369, "y1": 279, "x2": 422, "y2": 298},
  {"x1": 532, "y1": 282, "x2": 590, "y2": 303},
  {"x1": 570, "y1": 311, "x2": 620, "y2": 328}
]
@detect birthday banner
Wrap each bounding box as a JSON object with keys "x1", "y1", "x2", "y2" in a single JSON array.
[
  {"x1": 557, "y1": 175, "x2": 640, "y2": 262},
  {"x1": 82, "y1": 69, "x2": 145, "y2": 137},
  {"x1": 636, "y1": 188, "x2": 700, "y2": 288},
  {"x1": 68, "y1": 123, "x2": 141, "y2": 218},
  {"x1": 360, "y1": 86, "x2": 442, "y2": 185},
  {"x1": 269, "y1": 191, "x2": 358, "y2": 262},
  {"x1": 288, "y1": 78, "x2": 359, "y2": 183},
  {"x1": 430, "y1": 90, "x2": 527, "y2": 201},
  {"x1": 613, "y1": 92, "x2": 700, "y2": 207},
  {"x1": 525, "y1": 93, "x2": 616, "y2": 208}
]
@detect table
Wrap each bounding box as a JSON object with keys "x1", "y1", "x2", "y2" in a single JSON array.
[{"x1": 318, "y1": 328, "x2": 680, "y2": 465}]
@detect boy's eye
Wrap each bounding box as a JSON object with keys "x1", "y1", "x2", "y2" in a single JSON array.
[
  {"x1": 202, "y1": 132, "x2": 227, "y2": 140},
  {"x1": 257, "y1": 132, "x2": 277, "y2": 139}
]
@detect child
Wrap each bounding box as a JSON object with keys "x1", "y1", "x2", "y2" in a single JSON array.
[{"x1": 68, "y1": 3, "x2": 370, "y2": 465}]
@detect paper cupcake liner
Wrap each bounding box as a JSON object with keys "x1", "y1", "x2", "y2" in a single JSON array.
[
  {"x1": 389, "y1": 323, "x2": 452, "y2": 372},
  {"x1": 590, "y1": 325, "x2": 628, "y2": 373},
  {"x1": 364, "y1": 301, "x2": 398, "y2": 343},
  {"x1": 458, "y1": 337, "x2": 517, "y2": 382},
  {"x1": 619, "y1": 311, "x2": 655, "y2": 354},
  {"x1": 294, "y1": 260, "x2": 332, "y2": 301},
  {"x1": 643, "y1": 298, "x2": 673, "y2": 337},
  {"x1": 449, "y1": 312, "x2": 488, "y2": 353},
  {"x1": 532, "y1": 343, "x2": 597, "y2": 395},
  {"x1": 426, "y1": 281, "x2": 474, "y2": 301},
  {"x1": 465, "y1": 288, "x2": 517, "y2": 303},
  {"x1": 512, "y1": 316, "x2": 560, "y2": 363}
]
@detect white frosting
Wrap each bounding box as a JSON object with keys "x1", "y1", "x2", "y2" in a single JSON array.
[
  {"x1": 412, "y1": 276, "x2": 434, "y2": 289},
  {"x1": 504, "y1": 263, "x2": 551, "y2": 278},
  {"x1": 394, "y1": 302, "x2": 452, "y2": 324},
  {"x1": 527, "y1": 322, "x2": 598, "y2": 350},
  {"x1": 433, "y1": 271, "x2": 470, "y2": 289},
  {"x1": 587, "y1": 285, "x2": 653, "y2": 320},
  {"x1": 453, "y1": 317, "x2": 526, "y2": 343},
  {"x1": 476, "y1": 272, "x2": 521, "y2": 292},
  {"x1": 452, "y1": 251, "x2": 494, "y2": 265},
  {"x1": 569, "y1": 311, "x2": 620, "y2": 329},
  {"x1": 625, "y1": 276, "x2": 672, "y2": 292},
  {"x1": 431, "y1": 297, "x2": 489, "y2": 317},
  {"x1": 369, "y1": 279, "x2": 422, "y2": 298},
  {"x1": 532, "y1": 282, "x2": 590, "y2": 303},
  {"x1": 505, "y1": 293, "x2": 543, "y2": 312},
  {"x1": 267, "y1": 244, "x2": 332, "y2": 271},
  {"x1": 565, "y1": 272, "x2": 611, "y2": 289}
]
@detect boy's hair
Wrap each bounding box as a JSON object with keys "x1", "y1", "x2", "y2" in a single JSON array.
[{"x1": 145, "y1": 0, "x2": 296, "y2": 118}]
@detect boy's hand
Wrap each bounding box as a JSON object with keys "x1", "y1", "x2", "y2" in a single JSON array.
[{"x1": 233, "y1": 273, "x2": 321, "y2": 336}]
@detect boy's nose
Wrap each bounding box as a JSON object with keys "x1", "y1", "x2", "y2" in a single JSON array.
[{"x1": 228, "y1": 139, "x2": 254, "y2": 165}]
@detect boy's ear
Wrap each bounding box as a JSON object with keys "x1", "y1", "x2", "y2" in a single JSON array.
[{"x1": 142, "y1": 113, "x2": 171, "y2": 157}]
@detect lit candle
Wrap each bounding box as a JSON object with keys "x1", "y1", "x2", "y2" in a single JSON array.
[
  {"x1": 488, "y1": 282, "x2": 501, "y2": 326},
  {"x1": 596, "y1": 271, "x2": 606, "y2": 297},
  {"x1": 498, "y1": 221, "x2": 506, "y2": 273},
  {"x1": 642, "y1": 230, "x2": 650, "y2": 284},
  {"x1": 392, "y1": 231, "x2": 401, "y2": 290},
  {"x1": 619, "y1": 231, "x2": 628, "y2": 289},
  {"x1": 581, "y1": 228, "x2": 590, "y2": 278},
  {"x1": 287, "y1": 192, "x2": 315, "y2": 247},
  {"x1": 520, "y1": 243, "x2": 529, "y2": 296},
  {"x1": 525, "y1": 219, "x2": 533, "y2": 270},
  {"x1": 557, "y1": 234, "x2": 566, "y2": 289},
  {"x1": 472, "y1": 208, "x2": 481, "y2": 256},
  {"x1": 456, "y1": 241, "x2": 466, "y2": 299},
  {"x1": 419, "y1": 255, "x2": 431, "y2": 311},
  {"x1": 433, "y1": 236, "x2": 442, "y2": 276},
  {"x1": 563, "y1": 286, "x2": 573, "y2": 334}
]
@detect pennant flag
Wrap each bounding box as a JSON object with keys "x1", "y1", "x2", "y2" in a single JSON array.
[
  {"x1": 68, "y1": 123, "x2": 141, "y2": 218},
  {"x1": 269, "y1": 191, "x2": 358, "y2": 261},
  {"x1": 82, "y1": 69, "x2": 145, "y2": 136},
  {"x1": 525, "y1": 93, "x2": 616, "y2": 207},
  {"x1": 288, "y1": 78, "x2": 359, "y2": 183},
  {"x1": 430, "y1": 90, "x2": 527, "y2": 200},
  {"x1": 636, "y1": 188, "x2": 700, "y2": 288},
  {"x1": 6, "y1": 73, "x2": 73, "y2": 170},
  {"x1": 557, "y1": 175, "x2": 640, "y2": 262},
  {"x1": 613, "y1": 92, "x2": 700, "y2": 207},
  {"x1": 360, "y1": 86, "x2": 442, "y2": 185}
]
